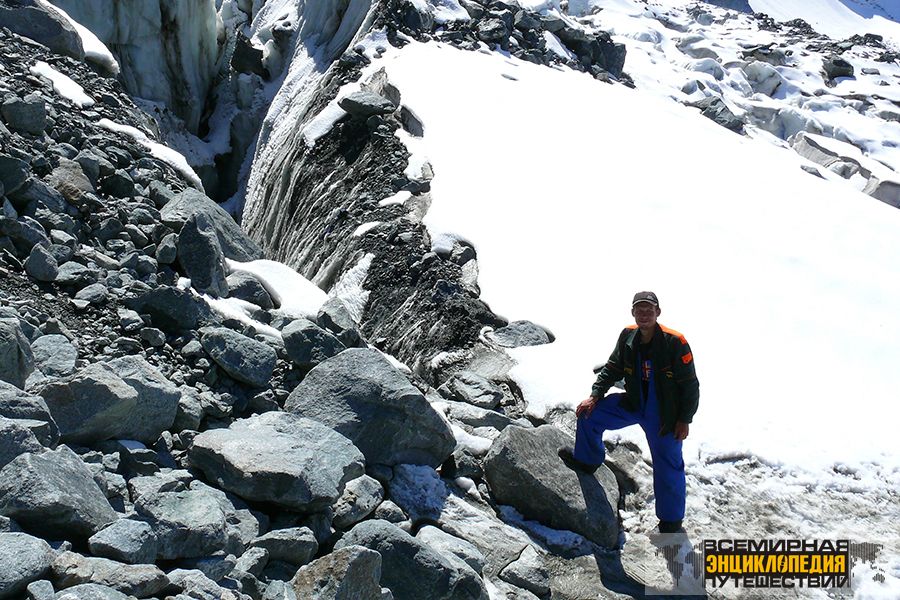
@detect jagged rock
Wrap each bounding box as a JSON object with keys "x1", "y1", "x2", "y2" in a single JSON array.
[
  {"x1": 823, "y1": 56, "x2": 854, "y2": 79},
  {"x1": 335, "y1": 520, "x2": 488, "y2": 600},
  {"x1": 50, "y1": 583, "x2": 131, "y2": 599},
  {"x1": 225, "y1": 271, "x2": 272, "y2": 309},
  {"x1": 74, "y1": 283, "x2": 109, "y2": 305},
  {"x1": 0, "y1": 532, "x2": 55, "y2": 599},
  {"x1": 180, "y1": 553, "x2": 237, "y2": 582},
  {"x1": 178, "y1": 212, "x2": 229, "y2": 297},
  {"x1": 0, "y1": 155, "x2": 29, "y2": 197},
  {"x1": 165, "y1": 569, "x2": 246, "y2": 600},
  {"x1": 160, "y1": 188, "x2": 264, "y2": 262},
  {"x1": 133, "y1": 489, "x2": 228, "y2": 560},
  {"x1": 483, "y1": 425, "x2": 619, "y2": 548},
  {"x1": 290, "y1": 545, "x2": 383, "y2": 600},
  {"x1": 50, "y1": 551, "x2": 169, "y2": 598},
  {"x1": 0, "y1": 93, "x2": 47, "y2": 136},
  {"x1": 88, "y1": 519, "x2": 158, "y2": 565},
  {"x1": 437, "y1": 372, "x2": 503, "y2": 409},
  {"x1": 235, "y1": 547, "x2": 269, "y2": 577},
  {"x1": 332, "y1": 475, "x2": 384, "y2": 529},
  {"x1": 199, "y1": 327, "x2": 276, "y2": 388},
  {"x1": 251, "y1": 527, "x2": 318, "y2": 566},
  {"x1": 189, "y1": 412, "x2": 364, "y2": 511},
  {"x1": 0, "y1": 216, "x2": 50, "y2": 256},
  {"x1": 55, "y1": 262, "x2": 99, "y2": 289},
  {"x1": 373, "y1": 500, "x2": 406, "y2": 524},
  {"x1": 497, "y1": 546, "x2": 549, "y2": 597},
  {"x1": 0, "y1": 380, "x2": 58, "y2": 445},
  {"x1": 316, "y1": 297, "x2": 361, "y2": 347},
  {"x1": 24, "y1": 244, "x2": 59, "y2": 282},
  {"x1": 0, "y1": 416, "x2": 43, "y2": 469},
  {"x1": 476, "y1": 18, "x2": 509, "y2": 44},
  {"x1": 416, "y1": 526, "x2": 486, "y2": 574},
  {"x1": 31, "y1": 334, "x2": 77, "y2": 378},
  {"x1": 99, "y1": 170, "x2": 135, "y2": 199},
  {"x1": 232, "y1": 31, "x2": 268, "y2": 77},
  {"x1": 155, "y1": 233, "x2": 177, "y2": 264},
  {"x1": 124, "y1": 286, "x2": 215, "y2": 332},
  {"x1": 26, "y1": 578, "x2": 55, "y2": 600},
  {"x1": 139, "y1": 327, "x2": 165, "y2": 347},
  {"x1": 0, "y1": 318, "x2": 34, "y2": 388},
  {"x1": 388, "y1": 465, "x2": 530, "y2": 574},
  {"x1": 690, "y1": 95, "x2": 743, "y2": 132},
  {"x1": 286, "y1": 348, "x2": 455, "y2": 467},
  {"x1": 742, "y1": 60, "x2": 784, "y2": 96},
  {"x1": 40, "y1": 357, "x2": 178, "y2": 444},
  {"x1": 339, "y1": 91, "x2": 396, "y2": 118},
  {"x1": 0, "y1": 0, "x2": 84, "y2": 60},
  {"x1": 282, "y1": 318, "x2": 345, "y2": 369},
  {"x1": 0, "y1": 445, "x2": 117, "y2": 541},
  {"x1": 46, "y1": 158, "x2": 95, "y2": 205},
  {"x1": 442, "y1": 400, "x2": 514, "y2": 431},
  {"x1": 489, "y1": 320, "x2": 550, "y2": 347}
]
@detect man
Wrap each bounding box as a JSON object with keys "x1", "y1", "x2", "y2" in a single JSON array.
[{"x1": 559, "y1": 291, "x2": 699, "y2": 534}]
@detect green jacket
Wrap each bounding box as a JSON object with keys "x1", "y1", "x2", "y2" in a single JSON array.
[{"x1": 591, "y1": 323, "x2": 699, "y2": 434}]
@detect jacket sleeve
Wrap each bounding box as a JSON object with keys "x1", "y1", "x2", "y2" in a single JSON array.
[
  {"x1": 591, "y1": 329, "x2": 627, "y2": 399},
  {"x1": 671, "y1": 335, "x2": 700, "y2": 423}
]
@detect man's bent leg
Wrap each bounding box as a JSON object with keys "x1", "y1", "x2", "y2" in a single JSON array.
[{"x1": 573, "y1": 393, "x2": 640, "y2": 465}]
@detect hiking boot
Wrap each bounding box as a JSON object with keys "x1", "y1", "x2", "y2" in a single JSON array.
[
  {"x1": 658, "y1": 520, "x2": 684, "y2": 534},
  {"x1": 557, "y1": 447, "x2": 601, "y2": 474}
]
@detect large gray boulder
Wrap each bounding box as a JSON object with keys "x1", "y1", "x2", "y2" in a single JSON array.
[
  {"x1": 226, "y1": 271, "x2": 273, "y2": 309},
  {"x1": 88, "y1": 519, "x2": 158, "y2": 565},
  {"x1": 335, "y1": 520, "x2": 488, "y2": 600},
  {"x1": 282, "y1": 318, "x2": 345, "y2": 369},
  {"x1": 0, "y1": 380, "x2": 59, "y2": 446},
  {"x1": 0, "y1": 0, "x2": 84, "y2": 61},
  {"x1": 0, "y1": 446, "x2": 117, "y2": 541},
  {"x1": 51, "y1": 583, "x2": 131, "y2": 599},
  {"x1": 124, "y1": 285, "x2": 216, "y2": 332},
  {"x1": 437, "y1": 372, "x2": 503, "y2": 409},
  {"x1": 0, "y1": 416, "x2": 44, "y2": 469},
  {"x1": 483, "y1": 425, "x2": 619, "y2": 548},
  {"x1": 290, "y1": 545, "x2": 384, "y2": 600},
  {"x1": 50, "y1": 551, "x2": 169, "y2": 598},
  {"x1": 332, "y1": 475, "x2": 384, "y2": 529},
  {"x1": 160, "y1": 188, "x2": 263, "y2": 262},
  {"x1": 177, "y1": 212, "x2": 229, "y2": 297},
  {"x1": 0, "y1": 93, "x2": 48, "y2": 136},
  {"x1": 416, "y1": 526, "x2": 486, "y2": 575},
  {"x1": 189, "y1": 412, "x2": 364, "y2": 511},
  {"x1": 0, "y1": 318, "x2": 34, "y2": 389},
  {"x1": 488, "y1": 321, "x2": 551, "y2": 348},
  {"x1": 46, "y1": 158, "x2": 95, "y2": 206},
  {"x1": 31, "y1": 334, "x2": 77, "y2": 377},
  {"x1": 338, "y1": 91, "x2": 396, "y2": 118},
  {"x1": 200, "y1": 327, "x2": 276, "y2": 388},
  {"x1": 285, "y1": 348, "x2": 455, "y2": 467},
  {"x1": 40, "y1": 357, "x2": 178, "y2": 444},
  {"x1": 24, "y1": 244, "x2": 59, "y2": 282},
  {"x1": 250, "y1": 527, "x2": 318, "y2": 565},
  {"x1": 0, "y1": 532, "x2": 55, "y2": 599},
  {"x1": 133, "y1": 489, "x2": 228, "y2": 560}
]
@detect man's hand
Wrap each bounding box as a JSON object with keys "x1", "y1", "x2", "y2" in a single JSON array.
[
  {"x1": 674, "y1": 421, "x2": 689, "y2": 441},
  {"x1": 576, "y1": 396, "x2": 598, "y2": 419}
]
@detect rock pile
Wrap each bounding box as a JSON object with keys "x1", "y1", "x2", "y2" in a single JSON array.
[{"x1": 0, "y1": 7, "x2": 632, "y2": 599}]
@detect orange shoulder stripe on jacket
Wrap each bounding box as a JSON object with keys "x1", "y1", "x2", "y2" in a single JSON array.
[
  {"x1": 625, "y1": 324, "x2": 638, "y2": 330},
  {"x1": 659, "y1": 324, "x2": 688, "y2": 345}
]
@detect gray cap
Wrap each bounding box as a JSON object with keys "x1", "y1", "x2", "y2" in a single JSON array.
[{"x1": 632, "y1": 291, "x2": 659, "y2": 307}]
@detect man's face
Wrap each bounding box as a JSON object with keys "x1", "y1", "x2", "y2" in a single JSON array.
[{"x1": 632, "y1": 302, "x2": 661, "y2": 328}]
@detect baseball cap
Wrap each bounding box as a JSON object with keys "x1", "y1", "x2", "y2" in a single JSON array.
[{"x1": 632, "y1": 291, "x2": 660, "y2": 307}]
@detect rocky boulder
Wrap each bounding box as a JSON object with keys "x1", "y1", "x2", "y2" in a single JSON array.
[
  {"x1": 177, "y1": 211, "x2": 229, "y2": 297},
  {"x1": 0, "y1": 380, "x2": 58, "y2": 446},
  {"x1": 124, "y1": 286, "x2": 215, "y2": 332},
  {"x1": 88, "y1": 519, "x2": 158, "y2": 565},
  {"x1": 285, "y1": 348, "x2": 455, "y2": 467},
  {"x1": 338, "y1": 91, "x2": 396, "y2": 118},
  {"x1": 226, "y1": 271, "x2": 273, "y2": 309},
  {"x1": 0, "y1": 0, "x2": 84, "y2": 61},
  {"x1": 50, "y1": 551, "x2": 169, "y2": 598},
  {"x1": 291, "y1": 545, "x2": 385, "y2": 600},
  {"x1": 335, "y1": 520, "x2": 488, "y2": 600},
  {"x1": 0, "y1": 531, "x2": 55, "y2": 599},
  {"x1": 133, "y1": 489, "x2": 228, "y2": 560},
  {"x1": 189, "y1": 412, "x2": 364, "y2": 511},
  {"x1": 31, "y1": 334, "x2": 77, "y2": 377},
  {"x1": 282, "y1": 317, "x2": 345, "y2": 369},
  {"x1": 0, "y1": 318, "x2": 34, "y2": 389},
  {"x1": 0, "y1": 416, "x2": 44, "y2": 469},
  {"x1": 483, "y1": 425, "x2": 619, "y2": 548},
  {"x1": 40, "y1": 357, "x2": 178, "y2": 444},
  {"x1": 437, "y1": 372, "x2": 503, "y2": 409},
  {"x1": 24, "y1": 244, "x2": 59, "y2": 282},
  {"x1": 199, "y1": 327, "x2": 276, "y2": 388},
  {"x1": 0, "y1": 446, "x2": 117, "y2": 541},
  {"x1": 0, "y1": 93, "x2": 48, "y2": 136},
  {"x1": 160, "y1": 188, "x2": 263, "y2": 262}
]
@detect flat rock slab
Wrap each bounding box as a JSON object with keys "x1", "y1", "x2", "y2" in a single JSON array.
[
  {"x1": 51, "y1": 551, "x2": 169, "y2": 598},
  {"x1": 483, "y1": 425, "x2": 619, "y2": 548},
  {"x1": 0, "y1": 446, "x2": 116, "y2": 541},
  {"x1": 0, "y1": 416, "x2": 44, "y2": 469},
  {"x1": 200, "y1": 327, "x2": 276, "y2": 388},
  {"x1": 133, "y1": 489, "x2": 228, "y2": 560},
  {"x1": 0, "y1": 380, "x2": 58, "y2": 446},
  {"x1": 88, "y1": 519, "x2": 158, "y2": 565},
  {"x1": 31, "y1": 334, "x2": 77, "y2": 377},
  {"x1": 335, "y1": 520, "x2": 488, "y2": 600},
  {"x1": 189, "y1": 412, "x2": 364, "y2": 511},
  {"x1": 285, "y1": 348, "x2": 455, "y2": 467},
  {"x1": 124, "y1": 286, "x2": 215, "y2": 332},
  {"x1": 0, "y1": 531, "x2": 55, "y2": 599}
]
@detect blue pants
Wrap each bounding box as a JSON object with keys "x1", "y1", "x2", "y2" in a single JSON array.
[{"x1": 574, "y1": 392, "x2": 686, "y2": 522}]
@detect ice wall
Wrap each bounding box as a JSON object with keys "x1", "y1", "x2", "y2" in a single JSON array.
[{"x1": 48, "y1": 0, "x2": 219, "y2": 134}]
